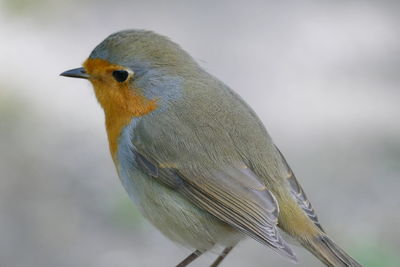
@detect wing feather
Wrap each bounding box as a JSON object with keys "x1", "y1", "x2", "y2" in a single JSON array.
[
  {"x1": 274, "y1": 146, "x2": 323, "y2": 231},
  {"x1": 132, "y1": 148, "x2": 297, "y2": 262}
]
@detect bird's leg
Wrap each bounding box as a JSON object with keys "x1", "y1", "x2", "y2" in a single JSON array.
[
  {"x1": 210, "y1": 246, "x2": 234, "y2": 267},
  {"x1": 176, "y1": 250, "x2": 203, "y2": 267}
]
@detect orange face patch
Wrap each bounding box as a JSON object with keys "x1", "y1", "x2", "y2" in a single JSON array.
[{"x1": 83, "y1": 58, "x2": 158, "y2": 159}]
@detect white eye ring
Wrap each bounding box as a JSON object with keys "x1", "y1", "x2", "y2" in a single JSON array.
[{"x1": 126, "y1": 69, "x2": 134, "y2": 78}]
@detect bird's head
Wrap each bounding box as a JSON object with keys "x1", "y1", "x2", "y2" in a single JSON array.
[
  {"x1": 61, "y1": 30, "x2": 199, "y2": 116},
  {"x1": 61, "y1": 30, "x2": 199, "y2": 157}
]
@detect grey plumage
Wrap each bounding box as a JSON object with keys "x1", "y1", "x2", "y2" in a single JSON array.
[{"x1": 78, "y1": 30, "x2": 362, "y2": 266}]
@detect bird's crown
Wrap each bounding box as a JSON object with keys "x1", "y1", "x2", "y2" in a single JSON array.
[{"x1": 89, "y1": 29, "x2": 198, "y2": 73}]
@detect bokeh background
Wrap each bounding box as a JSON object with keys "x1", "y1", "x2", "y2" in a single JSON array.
[{"x1": 1, "y1": 1, "x2": 399, "y2": 266}]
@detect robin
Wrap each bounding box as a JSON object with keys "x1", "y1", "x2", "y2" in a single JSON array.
[{"x1": 61, "y1": 30, "x2": 361, "y2": 267}]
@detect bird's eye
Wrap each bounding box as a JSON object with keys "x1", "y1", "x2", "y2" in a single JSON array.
[{"x1": 112, "y1": 70, "x2": 129, "y2": 83}]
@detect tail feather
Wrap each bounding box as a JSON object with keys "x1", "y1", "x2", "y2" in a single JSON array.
[{"x1": 302, "y1": 234, "x2": 362, "y2": 267}]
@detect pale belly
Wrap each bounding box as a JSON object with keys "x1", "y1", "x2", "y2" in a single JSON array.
[{"x1": 117, "y1": 163, "x2": 244, "y2": 251}]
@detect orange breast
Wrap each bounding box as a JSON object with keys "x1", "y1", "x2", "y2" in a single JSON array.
[{"x1": 83, "y1": 58, "x2": 158, "y2": 160}]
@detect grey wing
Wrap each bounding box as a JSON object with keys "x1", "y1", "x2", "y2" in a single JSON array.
[
  {"x1": 132, "y1": 147, "x2": 298, "y2": 262},
  {"x1": 274, "y1": 146, "x2": 324, "y2": 231}
]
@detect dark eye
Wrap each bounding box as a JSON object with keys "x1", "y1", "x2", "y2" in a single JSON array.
[{"x1": 112, "y1": 70, "x2": 129, "y2": 82}]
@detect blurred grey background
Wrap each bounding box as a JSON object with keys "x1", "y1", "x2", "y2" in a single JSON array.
[{"x1": 0, "y1": 0, "x2": 399, "y2": 266}]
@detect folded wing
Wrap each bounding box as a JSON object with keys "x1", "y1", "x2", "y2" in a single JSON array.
[{"x1": 133, "y1": 147, "x2": 297, "y2": 262}]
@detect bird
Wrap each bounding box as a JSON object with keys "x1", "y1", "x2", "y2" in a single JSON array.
[{"x1": 60, "y1": 29, "x2": 362, "y2": 267}]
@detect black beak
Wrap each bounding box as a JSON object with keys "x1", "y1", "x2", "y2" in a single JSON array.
[{"x1": 60, "y1": 67, "x2": 89, "y2": 79}]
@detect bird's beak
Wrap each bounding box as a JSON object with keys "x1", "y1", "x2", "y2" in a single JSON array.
[{"x1": 60, "y1": 67, "x2": 89, "y2": 79}]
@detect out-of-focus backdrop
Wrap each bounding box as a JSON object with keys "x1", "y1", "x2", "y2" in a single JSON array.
[{"x1": 0, "y1": 1, "x2": 399, "y2": 266}]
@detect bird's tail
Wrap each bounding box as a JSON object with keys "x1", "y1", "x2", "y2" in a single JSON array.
[{"x1": 301, "y1": 234, "x2": 362, "y2": 267}]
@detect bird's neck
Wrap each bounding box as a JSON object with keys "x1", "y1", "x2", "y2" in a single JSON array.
[
  {"x1": 94, "y1": 85, "x2": 157, "y2": 161},
  {"x1": 104, "y1": 101, "x2": 156, "y2": 161}
]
